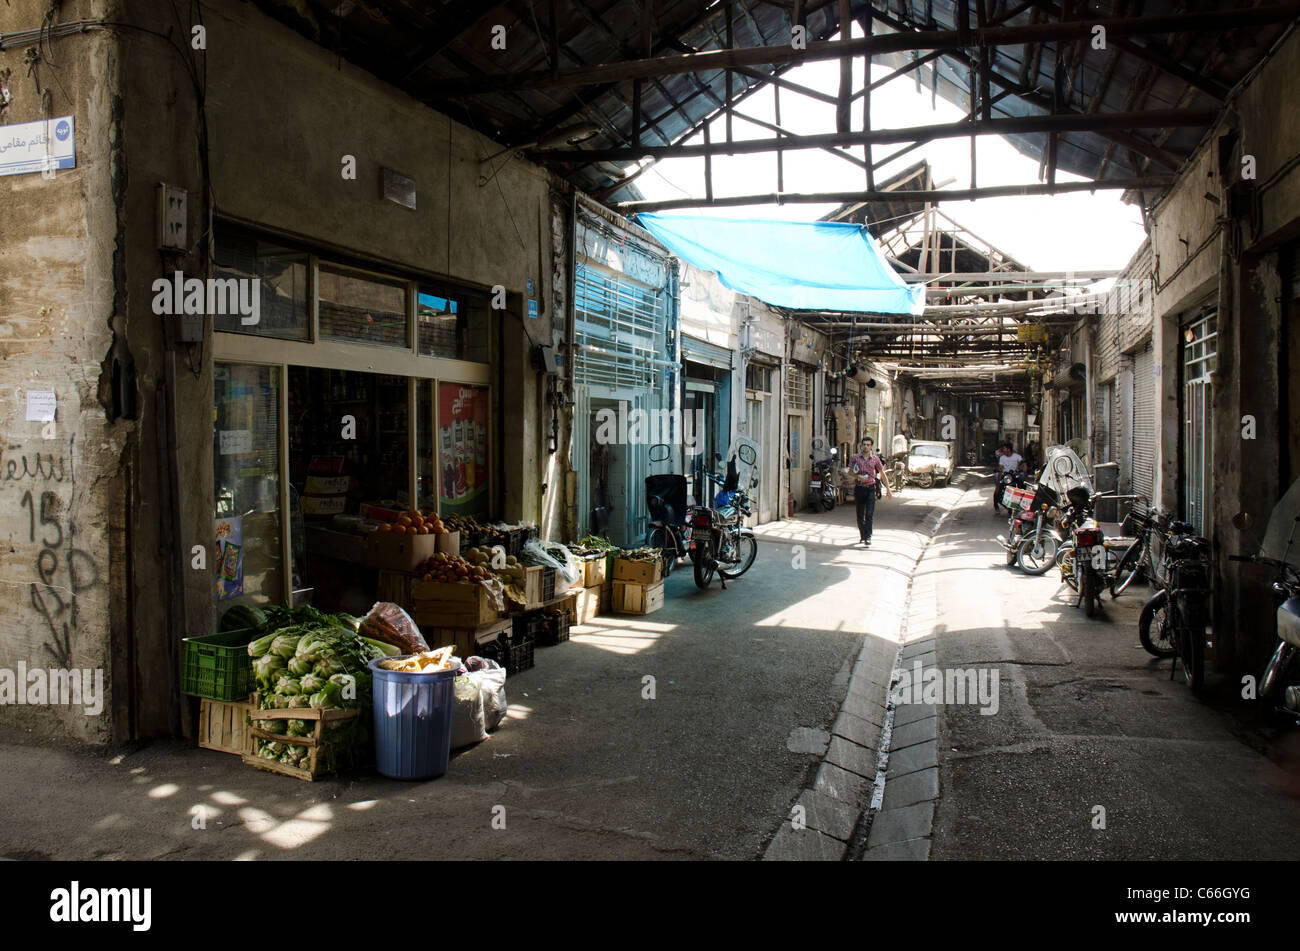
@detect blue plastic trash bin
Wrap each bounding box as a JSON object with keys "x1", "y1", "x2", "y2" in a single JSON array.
[{"x1": 370, "y1": 658, "x2": 457, "y2": 780}]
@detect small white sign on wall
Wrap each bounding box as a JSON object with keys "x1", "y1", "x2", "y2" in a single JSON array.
[
  {"x1": 219, "y1": 429, "x2": 253, "y2": 455},
  {"x1": 25, "y1": 390, "x2": 56, "y2": 422}
]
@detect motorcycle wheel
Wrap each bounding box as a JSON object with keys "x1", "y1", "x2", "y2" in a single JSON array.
[
  {"x1": 822, "y1": 490, "x2": 836, "y2": 512},
  {"x1": 646, "y1": 527, "x2": 674, "y2": 578},
  {"x1": 1017, "y1": 534, "x2": 1059, "y2": 575},
  {"x1": 1110, "y1": 541, "x2": 1145, "y2": 598},
  {"x1": 693, "y1": 542, "x2": 715, "y2": 589},
  {"x1": 1138, "y1": 590, "x2": 1176, "y2": 658},
  {"x1": 719, "y1": 535, "x2": 757, "y2": 579},
  {"x1": 1081, "y1": 568, "x2": 1100, "y2": 617},
  {"x1": 1178, "y1": 599, "x2": 1206, "y2": 691},
  {"x1": 808, "y1": 496, "x2": 822, "y2": 514}
]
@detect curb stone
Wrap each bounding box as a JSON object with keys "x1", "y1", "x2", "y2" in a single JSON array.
[{"x1": 762, "y1": 478, "x2": 970, "y2": 861}]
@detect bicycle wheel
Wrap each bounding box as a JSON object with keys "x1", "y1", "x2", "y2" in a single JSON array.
[
  {"x1": 1178, "y1": 598, "x2": 1206, "y2": 690},
  {"x1": 1059, "y1": 546, "x2": 1078, "y2": 591},
  {"x1": 646, "y1": 527, "x2": 674, "y2": 578},
  {"x1": 1138, "y1": 590, "x2": 1176, "y2": 658},
  {"x1": 1017, "y1": 533, "x2": 1059, "y2": 575},
  {"x1": 719, "y1": 534, "x2": 757, "y2": 578},
  {"x1": 692, "y1": 543, "x2": 715, "y2": 589},
  {"x1": 1110, "y1": 540, "x2": 1145, "y2": 598}
]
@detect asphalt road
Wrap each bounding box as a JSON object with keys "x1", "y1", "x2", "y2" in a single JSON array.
[
  {"x1": 7, "y1": 474, "x2": 1292, "y2": 861},
  {"x1": 0, "y1": 486, "x2": 935, "y2": 861},
  {"x1": 925, "y1": 474, "x2": 1300, "y2": 859}
]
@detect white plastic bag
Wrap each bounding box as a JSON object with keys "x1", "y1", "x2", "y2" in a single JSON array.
[
  {"x1": 451, "y1": 675, "x2": 487, "y2": 749},
  {"x1": 542, "y1": 541, "x2": 582, "y2": 586},
  {"x1": 478, "y1": 664, "x2": 508, "y2": 731}
]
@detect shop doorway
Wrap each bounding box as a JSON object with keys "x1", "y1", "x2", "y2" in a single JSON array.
[{"x1": 1181, "y1": 310, "x2": 1217, "y2": 536}]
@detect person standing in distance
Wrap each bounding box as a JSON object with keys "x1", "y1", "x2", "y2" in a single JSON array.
[{"x1": 849, "y1": 437, "x2": 892, "y2": 546}]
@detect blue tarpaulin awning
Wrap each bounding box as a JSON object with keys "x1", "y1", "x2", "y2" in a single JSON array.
[{"x1": 636, "y1": 213, "x2": 926, "y2": 315}]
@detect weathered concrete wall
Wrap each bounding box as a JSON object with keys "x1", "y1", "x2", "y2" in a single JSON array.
[
  {"x1": 4, "y1": 0, "x2": 569, "y2": 742},
  {"x1": 0, "y1": 0, "x2": 125, "y2": 741},
  {"x1": 1148, "y1": 26, "x2": 1300, "y2": 671}
]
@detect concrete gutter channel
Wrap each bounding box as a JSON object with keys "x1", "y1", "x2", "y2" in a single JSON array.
[{"x1": 763, "y1": 472, "x2": 975, "y2": 861}]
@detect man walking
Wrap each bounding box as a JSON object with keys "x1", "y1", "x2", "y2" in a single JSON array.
[{"x1": 849, "y1": 437, "x2": 892, "y2": 546}]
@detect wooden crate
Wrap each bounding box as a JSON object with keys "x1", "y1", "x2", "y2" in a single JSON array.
[
  {"x1": 569, "y1": 585, "x2": 602, "y2": 624},
  {"x1": 581, "y1": 555, "x2": 607, "y2": 588},
  {"x1": 377, "y1": 570, "x2": 419, "y2": 608},
  {"x1": 422, "y1": 617, "x2": 512, "y2": 660},
  {"x1": 198, "y1": 697, "x2": 252, "y2": 755},
  {"x1": 412, "y1": 580, "x2": 501, "y2": 627},
  {"x1": 613, "y1": 557, "x2": 662, "y2": 585},
  {"x1": 612, "y1": 580, "x2": 664, "y2": 615},
  {"x1": 242, "y1": 693, "x2": 363, "y2": 782},
  {"x1": 522, "y1": 565, "x2": 545, "y2": 608}
]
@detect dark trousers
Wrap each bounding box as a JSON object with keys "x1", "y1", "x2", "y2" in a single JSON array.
[{"x1": 855, "y1": 486, "x2": 877, "y2": 541}]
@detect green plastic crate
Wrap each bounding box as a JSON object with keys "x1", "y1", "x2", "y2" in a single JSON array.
[{"x1": 182, "y1": 628, "x2": 256, "y2": 701}]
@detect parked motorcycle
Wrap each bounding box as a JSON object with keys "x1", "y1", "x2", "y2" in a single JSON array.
[
  {"x1": 691, "y1": 447, "x2": 759, "y2": 590},
  {"x1": 1138, "y1": 520, "x2": 1212, "y2": 690},
  {"x1": 1230, "y1": 477, "x2": 1300, "y2": 720},
  {"x1": 993, "y1": 467, "x2": 1028, "y2": 514},
  {"x1": 997, "y1": 487, "x2": 1061, "y2": 574},
  {"x1": 808, "y1": 446, "x2": 839, "y2": 512},
  {"x1": 644, "y1": 443, "x2": 691, "y2": 578}
]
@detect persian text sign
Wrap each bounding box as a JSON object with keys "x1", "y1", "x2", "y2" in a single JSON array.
[{"x1": 0, "y1": 116, "x2": 76, "y2": 177}]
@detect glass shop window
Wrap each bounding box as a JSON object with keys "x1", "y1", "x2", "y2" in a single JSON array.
[
  {"x1": 212, "y1": 227, "x2": 309, "y2": 339},
  {"x1": 213, "y1": 363, "x2": 285, "y2": 606},
  {"x1": 318, "y1": 266, "x2": 409, "y2": 348},
  {"x1": 417, "y1": 288, "x2": 490, "y2": 363}
]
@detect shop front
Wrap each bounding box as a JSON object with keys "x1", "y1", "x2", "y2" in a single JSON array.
[
  {"x1": 210, "y1": 223, "x2": 493, "y2": 619},
  {"x1": 682, "y1": 338, "x2": 733, "y2": 506}
]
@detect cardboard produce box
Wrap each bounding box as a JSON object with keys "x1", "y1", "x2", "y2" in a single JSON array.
[
  {"x1": 412, "y1": 580, "x2": 502, "y2": 627},
  {"x1": 613, "y1": 557, "x2": 662, "y2": 585},
  {"x1": 612, "y1": 580, "x2": 664, "y2": 615},
  {"x1": 580, "y1": 554, "x2": 607, "y2": 588},
  {"x1": 368, "y1": 531, "x2": 437, "y2": 572}
]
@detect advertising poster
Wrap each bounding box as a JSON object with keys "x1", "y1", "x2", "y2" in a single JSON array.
[
  {"x1": 215, "y1": 516, "x2": 244, "y2": 600},
  {"x1": 438, "y1": 383, "x2": 489, "y2": 515}
]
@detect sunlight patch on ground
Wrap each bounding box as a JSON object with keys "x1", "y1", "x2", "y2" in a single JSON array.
[
  {"x1": 569, "y1": 617, "x2": 673, "y2": 654},
  {"x1": 210, "y1": 790, "x2": 247, "y2": 806},
  {"x1": 147, "y1": 783, "x2": 180, "y2": 799}
]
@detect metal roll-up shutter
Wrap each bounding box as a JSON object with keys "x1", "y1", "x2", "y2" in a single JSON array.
[
  {"x1": 682, "y1": 335, "x2": 732, "y2": 371},
  {"x1": 1132, "y1": 343, "x2": 1156, "y2": 502},
  {"x1": 573, "y1": 204, "x2": 673, "y2": 545}
]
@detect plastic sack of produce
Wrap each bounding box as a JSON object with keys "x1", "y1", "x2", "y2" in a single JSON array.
[
  {"x1": 450, "y1": 675, "x2": 487, "y2": 749},
  {"x1": 449, "y1": 661, "x2": 508, "y2": 749},
  {"x1": 478, "y1": 662, "x2": 508, "y2": 731},
  {"x1": 359, "y1": 602, "x2": 428, "y2": 654},
  {"x1": 520, "y1": 539, "x2": 582, "y2": 586}
]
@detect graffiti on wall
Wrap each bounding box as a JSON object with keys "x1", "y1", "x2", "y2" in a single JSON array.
[{"x1": 3, "y1": 442, "x2": 100, "y2": 669}]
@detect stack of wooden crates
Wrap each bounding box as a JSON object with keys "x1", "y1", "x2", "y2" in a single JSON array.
[
  {"x1": 610, "y1": 557, "x2": 664, "y2": 615},
  {"x1": 568, "y1": 553, "x2": 608, "y2": 624}
]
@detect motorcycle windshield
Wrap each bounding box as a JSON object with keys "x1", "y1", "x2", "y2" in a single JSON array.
[
  {"x1": 1259, "y1": 476, "x2": 1300, "y2": 569},
  {"x1": 1037, "y1": 445, "x2": 1092, "y2": 497}
]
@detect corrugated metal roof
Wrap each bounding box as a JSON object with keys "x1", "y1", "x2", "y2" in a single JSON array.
[{"x1": 251, "y1": 1, "x2": 1296, "y2": 200}]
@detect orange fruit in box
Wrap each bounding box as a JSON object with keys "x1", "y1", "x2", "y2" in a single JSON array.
[{"x1": 378, "y1": 523, "x2": 392, "y2": 532}]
